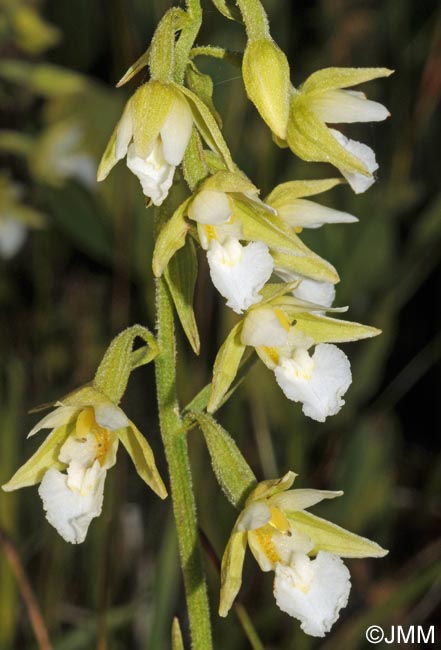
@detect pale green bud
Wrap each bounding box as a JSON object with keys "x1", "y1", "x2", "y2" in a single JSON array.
[{"x1": 243, "y1": 39, "x2": 290, "y2": 140}]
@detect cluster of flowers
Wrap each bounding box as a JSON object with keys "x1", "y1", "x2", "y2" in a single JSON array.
[
  {"x1": 99, "y1": 64, "x2": 390, "y2": 423},
  {"x1": 3, "y1": 9, "x2": 392, "y2": 639}
]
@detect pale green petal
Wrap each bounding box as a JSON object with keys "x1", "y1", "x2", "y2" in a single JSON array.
[
  {"x1": 2, "y1": 424, "x2": 72, "y2": 491},
  {"x1": 288, "y1": 510, "x2": 388, "y2": 558},
  {"x1": 219, "y1": 529, "x2": 247, "y2": 616},
  {"x1": 118, "y1": 421, "x2": 167, "y2": 499},
  {"x1": 208, "y1": 322, "x2": 246, "y2": 413}
]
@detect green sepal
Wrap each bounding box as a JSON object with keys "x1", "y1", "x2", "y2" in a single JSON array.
[
  {"x1": 287, "y1": 96, "x2": 369, "y2": 174},
  {"x1": 201, "y1": 170, "x2": 257, "y2": 195},
  {"x1": 171, "y1": 617, "x2": 185, "y2": 650},
  {"x1": 192, "y1": 412, "x2": 257, "y2": 508},
  {"x1": 208, "y1": 322, "x2": 246, "y2": 413},
  {"x1": 219, "y1": 528, "x2": 247, "y2": 616},
  {"x1": 288, "y1": 510, "x2": 388, "y2": 558},
  {"x1": 233, "y1": 197, "x2": 305, "y2": 252},
  {"x1": 152, "y1": 198, "x2": 191, "y2": 277},
  {"x1": 293, "y1": 312, "x2": 381, "y2": 343},
  {"x1": 271, "y1": 249, "x2": 340, "y2": 284},
  {"x1": 118, "y1": 421, "x2": 168, "y2": 499},
  {"x1": 211, "y1": 0, "x2": 241, "y2": 21},
  {"x1": 243, "y1": 39, "x2": 290, "y2": 139},
  {"x1": 2, "y1": 423, "x2": 72, "y2": 491},
  {"x1": 186, "y1": 62, "x2": 222, "y2": 127},
  {"x1": 176, "y1": 83, "x2": 234, "y2": 171},
  {"x1": 131, "y1": 81, "x2": 176, "y2": 158},
  {"x1": 93, "y1": 325, "x2": 159, "y2": 404},
  {"x1": 300, "y1": 67, "x2": 393, "y2": 95},
  {"x1": 247, "y1": 470, "x2": 296, "y2": 503},
  {"x1": 165, "y1": 238, "x2": 200, "y2": 354},
  {"x1": 266, "y1": 178, "x2": 343, "y2": 206},
  {"x1": 96, "y1": 120, "x2": 119, "y2": 182}
]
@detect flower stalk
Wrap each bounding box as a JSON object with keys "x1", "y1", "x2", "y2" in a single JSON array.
[{"x1": 154, "y1": 273, "x2": 213, "y2": 650}]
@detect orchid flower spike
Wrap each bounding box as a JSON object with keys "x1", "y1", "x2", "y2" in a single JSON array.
[{"x1": 220, "y1": 471, "x2": 387, "y2": 637}]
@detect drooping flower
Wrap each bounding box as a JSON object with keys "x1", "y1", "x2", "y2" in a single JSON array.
[
  {"x1": 220, "y1": 471, "x2": 387, "y2": 637},
  {"x1": 285, "y1": 68, "x2": 393, "y2": 193},
  {"x1": 2, "y1": 387, "x2": 167, "y2": 543},
  {"x1": 97, "y1": 81, "x2": 193, "y2": 205}
]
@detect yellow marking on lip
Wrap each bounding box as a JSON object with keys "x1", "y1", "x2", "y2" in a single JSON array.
[
  {"x1": 261, "y1": 346, "x2": 280, "y2": 365},
  {"x1": 274, "y1": 308, "x2": 290, "y2": 332},
  {"x1": 253, "y1": 527, "x2": 281, "y2": 564},
  {"x1": 76, "y1": 406, "x2": 111, "y2": 466}
]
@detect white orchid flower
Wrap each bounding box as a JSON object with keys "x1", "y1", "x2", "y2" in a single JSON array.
[
  {"x1": 220, "y1": 471, "x2": 387, "y2": 637},
  {"x1": 3, "y1": 387, "x2": 167, "y2": 544}
]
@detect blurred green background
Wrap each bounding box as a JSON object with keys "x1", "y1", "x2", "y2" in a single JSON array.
[{"x1": 0, "y1": 0, "x2": 440, "y2": 648}]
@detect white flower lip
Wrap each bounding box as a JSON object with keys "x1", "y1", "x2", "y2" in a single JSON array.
[
  {"x1": 330, "y1": 129, "x2": 378, "y2": 194},
  {"x1": 207, "y1": 238, "x2": 274, "y2": 314},
  {"x1": 274, "y1": 343, "x2": 352, "y2": 422},
  {"x1": 274, "y1": 552, "x2": 351, "y2": 637},
  {"x1": 126, "y1": 141, "x2": 175, "y2": 206}
]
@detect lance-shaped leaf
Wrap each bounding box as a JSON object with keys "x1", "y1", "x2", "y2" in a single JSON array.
[
  {"x1": 153, "y1": 198, "x2": 191, "y2": 277},
  {"x1": 165, "y1": 238, "x2": 200, "y2": 354},
  {"x1": 171, "y1": 618, "x2": 185, "y2": 650},
  {"x1": 287, "y1": 98, "x2": 369, "y2": 174},
  {"x1": 176, "y1": 83, "x2": 234, "y2": 171},
  {"x1": 288, "y1": 510, "x2": 388, "y2": 558},
  {"x1": 300, "y1": 67, "x2": 393, "y2": 95},
  {"x1": 94, "y1": 325, "x2": 158, "y2": 403},
  {"x1": 192, "y1": 412, "x2": 256, "y2": 507},
  {"x1": 208, "y1": 322, "x2": 246, "y2": 413},
  {"x1": 118, "y1": 421, "x2": 167, "y2": 499},
  {"x1": 266, "y1": 178, "x2": 343, "y2": 206},
  {"x1": 293, "y1": 312, "x2": 381, "y2": 343},
  {"x1": 2, "y1": 424, "x2": 71, "y2": 491},
  {"x1": 182, "y1": 128, "x2": 209, "y2": 190},
  {"x1": 219, "y1": 527, "x2": 247, "y2": 616}
]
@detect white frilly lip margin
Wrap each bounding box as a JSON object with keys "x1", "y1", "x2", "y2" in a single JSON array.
[
  {"x1": 330, "y1": 129, "x2": 379, "y2": 194},
  {"x1": 206, "y1": 238, "x2": 274, "y2": 314},
  {"x1": 274, "y1": 343, "x2": 352, "y2": 422},
  {"x1": 274, "y1": 551, "x2": 351, "y2": 637}
]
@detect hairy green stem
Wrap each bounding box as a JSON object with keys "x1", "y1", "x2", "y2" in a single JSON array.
[
  {"x1": 174, "y1": 0, "x2": 203, "y2": 83},
  {"x1": 235, "y1": 0, "x2": 269, "y2": 39},
  {"x1": 154, "y1": 276, "x2": 213, "y2": 650}
]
